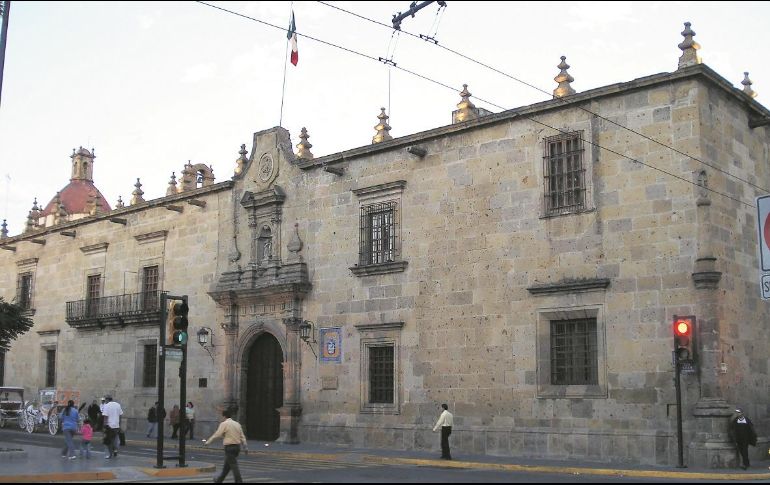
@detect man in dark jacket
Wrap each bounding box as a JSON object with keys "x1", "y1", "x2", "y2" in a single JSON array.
[
  {"x1": 146, "y1": 402, "x2": 165, "y2": 438},
  {"x1": 87, "y1": 400, "x2": 101, "y2": 432},
  {"x1": 728, "y1": 409, "x2": 758, "y2": 470}
]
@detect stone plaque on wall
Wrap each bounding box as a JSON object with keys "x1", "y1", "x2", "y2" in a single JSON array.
[{"x1": 321, "y1": 376, "x2": 338, "y2": 390}]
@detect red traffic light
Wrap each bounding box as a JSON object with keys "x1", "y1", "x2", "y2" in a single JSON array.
[{"x1": 674, "y1": 319, "x2": 692, "y2": 337}]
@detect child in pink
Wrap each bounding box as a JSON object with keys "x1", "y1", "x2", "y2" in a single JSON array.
[{"x1": 80, "y1": 419, "x2": 93, "y2": 459}]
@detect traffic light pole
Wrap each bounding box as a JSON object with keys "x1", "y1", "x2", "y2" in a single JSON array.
[
  {"x1": 155, "y1": 292, "x2": 168, "y2": 469},
  {"x1": 674, "y1": 352, "x2": 685, "y2": 468},
  {"x1": 177, "y1": 295, "x2": 189, "y2": 468}
]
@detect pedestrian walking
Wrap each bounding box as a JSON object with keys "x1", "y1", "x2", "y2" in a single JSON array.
[
  {"x1": 432, "y1": 403, "x2": 454, "y2": 460},
  {"x1": 169, "y1": 404, "x2": 180, "y2": 438},
  {"x1": 185, "y1": 401, "x2": 196, "y2": 439},
  {"x1": 79, "y1": 419, "x2": 93, "y2": 459},
  {"x1": 101, "y1": 395, "x2": 123, "y2": 459},
  {"x1": 729, "y1": 408, "x2": 758, "y2": 470},
  {"x1": 58, "y1": 400, "x2": 79, "y2": 459},
  {"x1": 146, "y1": 401, "x2": 165, "y2": 438},
  {"x1": 203, "y1": 408, "x2": 248, "y2": 483},
  {"x1": 87, "y1": 399, "x2": 101, "y2": 432}
]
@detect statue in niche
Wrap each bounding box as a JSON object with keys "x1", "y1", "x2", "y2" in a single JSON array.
[{"x1": 262, "y1": 238, "x2": 272, "y2": 262}]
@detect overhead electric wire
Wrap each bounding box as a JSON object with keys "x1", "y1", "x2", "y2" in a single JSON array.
[
  {"x1": 317, "y1": 1, "x2": 769, "y2": 203},
  {"x1": 195, "y1": 1, "x2": 753, "y2": 209}
]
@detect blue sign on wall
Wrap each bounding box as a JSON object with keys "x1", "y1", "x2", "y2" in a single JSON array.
[{"x1": 320, "y1": 327, "x2": 342, "y2": 363}]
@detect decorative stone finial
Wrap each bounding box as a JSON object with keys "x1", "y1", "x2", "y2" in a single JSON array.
[
  {"x1": 296, "y1": 127, "x2": 314, "y2": 160},
  {"x1": 53, "y1": 192, "x2": 67, "y2": 225},
  {"x1": 742, "y1": 72, "x2": 757, "y2": 98},
  {"x1": 553, "y1": 56, "x2": 576, "y2": 98},
  {"x1": 29, "y1": 198, "x2": 40, "y2": 227},
  {"x1": 167, "y1": 172, "x2": 178, "y2": 196},
  {"x1": 372, "y1": 108, "x2": 393, "y2": 144},
  {"x1": 131, "y1": 178, "x2": 145, "y2": 205},
  {"x1": 453, "y1": 84, "x2": 479, "y2": 123},
  {"x1": 25, "y1": 212, "x2": 35, "y2": 233},
  {"x1": 677, "y1": 22, "x2": 701, "y2": 69},
  {"x1": 0, "y1": 219, "x2": 7, "y2": 239},
  {"x1": 234, "y1": 144, "x2": 248, "y2": 176},
  {"x1": 116, "y1": 196, "x2": 125, "y2": 209}
]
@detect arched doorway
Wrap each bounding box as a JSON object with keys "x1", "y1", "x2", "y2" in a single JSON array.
[{"x1": 246, "y1": 333, "x2": 284, "y2": 440}]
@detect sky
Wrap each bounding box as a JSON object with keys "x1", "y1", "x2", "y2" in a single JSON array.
[{"x1": 1, "y1": 1, "x2": 769, "y2": 235}]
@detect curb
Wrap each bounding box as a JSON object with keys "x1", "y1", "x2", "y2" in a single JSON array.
[
  {"x1": 363, "y1": 456, "x2": 770, "y2": 481},
  {"x1": 0, "y1": 471, "x2": 117, "y2": 483},
  {"x1": 140, "y1": 464, "x2": 216, "y2": 477}
]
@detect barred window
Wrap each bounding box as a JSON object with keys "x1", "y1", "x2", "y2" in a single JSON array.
[
  {"x1": 550, "y1": 318, "x2": 598, "y2": 385},
  {"x1": 142, "y1": 265, "x2": 159, "y2": 311},
  {"x1": 16, "y1": 272, "x2": 33, "y2": 311},
  {"x1": 369, "y1": 346, "x2": 394, "y2": 404},
  {"x1": 45, "y1": 349, "x2": 56, "y2": 388},
  {"x1": 142, "y1": 344, "x2": 157, "y2": 388},
  {"x1": 359, "y1": 201, "x2": 398, "y2": 265},
  {"x1": 543, "y1": 132, "x2": 586, "y2": 215}
]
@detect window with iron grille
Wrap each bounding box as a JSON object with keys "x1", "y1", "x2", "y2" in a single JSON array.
[
  {"x1": 16, "y1": 272, "x2": 33, "y2": 311},
  {"x1": 142, "y1": 344, "x2": 157, "y2": 388},
  {"x1": 550, "y1": 318, "x2": 598, "y2": 385},
  {"x1": 45, "y1": 349, "x2": 56, "y2": 388},
  {"x1": 543, "y1": 132, "x2": 586, "y2": 215},
  {"x1": 142, "y1": 265, "x2": 159, "y2": 310},
  {"x1": 369, "y1": 346, "x2": 394, "y2": 403},
  {"x1": 359, "y1": 201, "x2": 398, "y2": 265}
]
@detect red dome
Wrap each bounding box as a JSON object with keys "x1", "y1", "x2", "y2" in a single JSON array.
[{"x1": 41, "y1": 180, "x2": 112, "y2": 217}]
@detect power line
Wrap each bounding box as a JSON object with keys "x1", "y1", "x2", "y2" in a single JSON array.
[
  {"x1": 316, "y1": 1, "x2": 769, "y2": 202},
  {"x1": 195, "y1": 1, "x2": 753, "y2": 209}
]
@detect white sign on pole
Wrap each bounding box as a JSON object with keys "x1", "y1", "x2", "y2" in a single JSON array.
[
  {"x1": 756, "y1": 195, "x2": 770, "y2": 272},
  {"x1": 166, "y1": 348, "x2": 183, "y2": 362}
]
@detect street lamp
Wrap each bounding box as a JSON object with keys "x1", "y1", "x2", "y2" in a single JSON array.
[
  {"x1": 197, "y1": 327, "x2": 214, "y2": 347},
  {"x1": 299, "y1": 320, "x2": 317, "y2": 358}
]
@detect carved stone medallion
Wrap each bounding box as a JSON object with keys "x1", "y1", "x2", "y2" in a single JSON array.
[{"x1": 258, "y1": 153, "x2": 275, "y2": 183}]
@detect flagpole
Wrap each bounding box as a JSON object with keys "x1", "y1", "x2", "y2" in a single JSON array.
[{"x1": 279, "y1": 2, "x2": 293, "y2": 128}]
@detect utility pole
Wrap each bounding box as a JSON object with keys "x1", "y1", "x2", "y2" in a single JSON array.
[
  {"x1": 0, "y1": 1, "x2": 10, "y2": 110},
  {"x1": 391, "y1": 1, "x2": 446, "y2": 31}
]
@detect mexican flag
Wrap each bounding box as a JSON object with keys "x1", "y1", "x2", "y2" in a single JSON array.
[{"x1": 287, "y1": 10, "x2": 298, "y2": 66}]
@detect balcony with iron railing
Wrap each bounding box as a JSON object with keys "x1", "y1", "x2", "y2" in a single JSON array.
[{"x1": 65, "y1": 291, "x2": 163, "y2": 329}]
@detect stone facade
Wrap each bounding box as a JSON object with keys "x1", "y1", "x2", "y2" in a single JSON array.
[{"x1": 1, "y1": 63, "x2": 769, "y2": 467}]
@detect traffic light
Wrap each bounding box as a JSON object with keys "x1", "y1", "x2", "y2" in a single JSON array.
[
  {"x1": 166, "y1": 300, "x2": 189, "y2": 346},
  {"x1": 673, "y1": 316, "x2": 696, "y2": 363}
]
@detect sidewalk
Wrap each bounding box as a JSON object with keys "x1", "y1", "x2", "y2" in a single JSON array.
[{"x1": 2, "y1": 429, "x2": 769, "y2": 482}]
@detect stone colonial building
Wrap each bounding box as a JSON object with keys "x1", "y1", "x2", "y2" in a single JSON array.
[{"x1": 1, "y1": 24, "x2": 769, "y2": 467}]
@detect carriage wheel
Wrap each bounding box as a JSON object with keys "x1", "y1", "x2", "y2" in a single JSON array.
[
  {"x1": 48, "y1": 412, "x2": 58, "y2": 435},
  {"x1": 25, "y1": 415, "x2": 34, "y2": 433}
]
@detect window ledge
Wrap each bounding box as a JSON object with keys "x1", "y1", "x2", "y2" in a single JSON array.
[
  {"x1": 350, "y1": 261, "x2": 408, "y2": 277},
  {"x1": 539, "y1": 207, "x2": 596, "y2": 219},
  {"x1": 537, "y1": 384, "x2": 607, "y2": 399},
  {"x1": 360, "y1": 403, "x2": 400, "y2": 415}
]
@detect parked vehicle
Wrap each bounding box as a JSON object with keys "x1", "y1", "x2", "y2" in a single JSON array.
[
  {"x1": 21, "y1": 388, "x2": 83, "y2": 435},
  {"x1": 0, "y1": 387, "x2": 25, "y2": 429}
]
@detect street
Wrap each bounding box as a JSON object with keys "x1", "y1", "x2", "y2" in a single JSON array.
[{"x1": 0, "y1": 427, "x2": 761, "y2": 483}]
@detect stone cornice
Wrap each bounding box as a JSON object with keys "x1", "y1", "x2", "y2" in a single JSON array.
[
  {"x1": 354, "y1": 321, "x2": 405, "y2": 332},
  {"x1": 352, "y1": 181, "x2": 406, "y2": 198},
  {"x1": 297, "y1": 64, "x2": 770, "y2": 171},
  {"x1": 36, "y1": 329, "x2": 61, "y2": 336},
  {"x1": 80, "y1": 242, "x2": 109, "y2": 255},
  {"x1": 134, "y1": 230, "x2": 168, "y2": 245},
  {"x1": 1, "y1": 181, "x2": 232, "y2": 243},
  {"x1": 527, "y1": 278, "x2": 611, "y2": 295},
  {"x1": 15, "y1": 257, "x2": 39, "y2": 268}
]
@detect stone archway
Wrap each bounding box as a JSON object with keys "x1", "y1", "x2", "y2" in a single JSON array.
[{"x1": 244, "y1": 332, "x2": 284, "y2": 441}]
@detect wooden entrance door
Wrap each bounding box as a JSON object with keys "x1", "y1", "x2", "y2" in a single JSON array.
[{"x1": 246, "y1": 333, "x2": 284, "y2": 440}]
